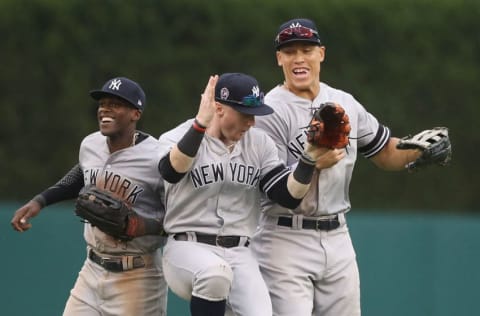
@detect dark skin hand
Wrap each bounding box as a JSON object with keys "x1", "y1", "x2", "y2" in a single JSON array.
[{"x1": 11, "y1": 200, "x2": 42, "y2": 232}]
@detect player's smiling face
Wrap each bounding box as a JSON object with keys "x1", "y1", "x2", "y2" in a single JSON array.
[
  {"x1": 277, "y1": 42, "x2": 325, "y2": 100},
  {"x1": 218, "y1": 104, "x2": 255, "y2": 143},
  {"x1": 97, "y1": 96, "x2": 140, "y2": 137}
]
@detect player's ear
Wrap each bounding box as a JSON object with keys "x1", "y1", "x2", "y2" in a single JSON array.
[
  {"x1": 131, "y1": 109, "x2": 142, "y2": 122},
  {"x1": 215, "y1": 102, "x2": 224, "y2": 116},
  {"x1": 276, "y1": 51, "x2": 283, "y2": 67},
  {"x1": 318, "y1": 46, "x2": 326, "y2": 62}
]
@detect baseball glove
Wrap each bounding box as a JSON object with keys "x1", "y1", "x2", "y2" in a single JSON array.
[
  {"x1": 75, "y1": 187, "x2": 137, "y2": 241},
  {"x1": 396, "y1": 127, "x2": 452, "y2": 172},
  {"x1": 306, "y1": 102, "x2": 352, "y2": 149}
]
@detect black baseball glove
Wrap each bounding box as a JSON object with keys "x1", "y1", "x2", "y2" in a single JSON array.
[
  {"x1": 396, "y1": 127, "x2": 452, "y2": 172},
  {"x1": 306, "y1": 102, "x2": 352, "y2": 149},
  {"x1": 75, "y1": 187, "x2": 137, "y2": 241}
]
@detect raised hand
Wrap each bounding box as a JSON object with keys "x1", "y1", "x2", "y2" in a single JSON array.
[{"x1": 195, "y1": 75, "x2": 218, "y2": 128}]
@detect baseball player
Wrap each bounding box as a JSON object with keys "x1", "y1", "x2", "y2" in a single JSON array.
[
  {"x1": 11, "y1": 77, "x2": 168, "y2": 316},
  {"x1": 249, "y1": 18, "x2": 451, "y2": 316},
  {"x1": 157, "y1": 73, "x2": 335, "y2": 316}
]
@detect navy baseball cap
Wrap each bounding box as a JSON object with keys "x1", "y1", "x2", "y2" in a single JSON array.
[
  {"x1": 274, "y1": 18, "x2": 322, "y2": 50},
  {"x1": 215, "y1": 73, "x2": 273, "y2": 116},
  {"x1": 90, "y1": 77, "x2": 146, "y2": 111}
]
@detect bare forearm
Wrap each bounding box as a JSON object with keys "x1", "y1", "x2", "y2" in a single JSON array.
[
  {"x1": 287, "y1": 155, "x2": 316, "y2": 198},
  {"x1": 371, "y1": 138, "x2": 421, "y2": 171},
  {"x1": 286, "y1": 173, "x2": 311, "y2": 199},
  {"x1": 170, "y1": 145, "x2": 196, "y2": 173}
]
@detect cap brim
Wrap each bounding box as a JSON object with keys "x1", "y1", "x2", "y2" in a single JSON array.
[
  {"x1": 276, "y1": 38, "x2": 321, "y2": 50},
  {"x1": 89, "y1": 90, "x2": 138, "y2": 109},
  {"x1": 222, "y1": 101, "x2": 274, "y2": 116},
  {"x1": 90, "y1": 90, "x2": 121, "y2": 100}
]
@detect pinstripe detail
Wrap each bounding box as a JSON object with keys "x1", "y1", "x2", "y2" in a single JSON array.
[{"x1": 360, "y1": 125, "x2": 391, "y2": 158}]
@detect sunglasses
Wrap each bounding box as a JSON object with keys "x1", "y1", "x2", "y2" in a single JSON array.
[
  {"x1": 275, "y1": 26, "x2": 320, "y2": 46},
  {"x1": 222, "y1": 92, "x2": 265, "y2": 107}
]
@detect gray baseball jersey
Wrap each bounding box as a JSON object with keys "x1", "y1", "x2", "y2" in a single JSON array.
[
  {"x1": 250, "y1": 82, "x2": 391, "y2": 316},
  {"x1": 158, "y1": 118, "x2": 286, "y2": 237},
  {"x1": 158, "y1": 118, "x2": 292, "y2": 315},
  {"x1": 79, "y1": 131, "x2": 165, "y2": 254},
  {"x1": 257, "y1": 82, "x2": 390, "y2": 217},
  {"x1": 64, "y1": 131, "x2": 168, "y2": 316}
]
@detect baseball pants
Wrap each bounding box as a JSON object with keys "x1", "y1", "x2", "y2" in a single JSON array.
[
  {"x1": 163, "y1": 235, "x2": 272, "y2": 316},
  {"x1": 63, "y1": 248, "x2": 167, "y2": 316},
  {"x1": 250, "y1": 214, "x2": 361, "y2": 316}
]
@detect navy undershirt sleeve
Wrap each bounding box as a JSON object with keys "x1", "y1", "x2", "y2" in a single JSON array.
[
  {"x1": 37, "y1": 164, "x2": 85, "y2": 207},
  {"x1": 260, "y1": 165, "x2": 303, "y2": 209}
]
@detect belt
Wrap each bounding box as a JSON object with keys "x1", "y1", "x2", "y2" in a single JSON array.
[
  {"x1": 88, "y1": 249, "x2": 145, "y2": 272},
  {"x1": 174, "y1": 233, "x2": 249, "y2": 248},
  {"x1": 277, "y1": 215, "x2": 340, "y2": 231}
]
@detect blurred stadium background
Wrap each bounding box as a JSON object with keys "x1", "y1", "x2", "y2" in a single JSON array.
[{"x1": 1, "y1": 0, "x2": 478, "y2": 315}]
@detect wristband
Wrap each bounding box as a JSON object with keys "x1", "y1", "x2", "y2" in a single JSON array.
[
  {"x1": 192, "y1": 118, "x2": 207, "y2": 133},
  {"x1": 299, "y1": 151, "x2": 316, "y2": 166},
  {"x1": 177, "y1": 124, "x2": 205, "y2": 157},
  {"x1": 293, "y1": 158, "x2": 316, "y2": 184}
]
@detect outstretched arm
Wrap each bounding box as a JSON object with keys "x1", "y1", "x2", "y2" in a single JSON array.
[
  {"x1": 11, "y1": 164, "x2": 84, "y2": 232},
  {"x1": 370, "y1": 138, "x2": 421, "y2": 171},
  {"x1": 371, "y1": 127, "x2": 451, "y2": 172}
]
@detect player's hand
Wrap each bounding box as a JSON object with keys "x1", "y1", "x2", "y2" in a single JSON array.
[
  {"x1": 10, "y1": 200, "x2": 42, "y2": 232},
  {"x1": 195, "y1": 75, "x2": 218, "y2": 128},
  {"x1": 305, "y1": 143, "x2": 345, "y2": 170}
]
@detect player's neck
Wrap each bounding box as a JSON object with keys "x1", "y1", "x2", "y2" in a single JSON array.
[
  {"x1": 283, "y1": 82, "x2": 320, "y2": 101},
  {"x1": 205, "y1": 122, "x2": 236, "y2": 152},
  {"x1": 107, "y1": 131, "x2": 138, "y2": 153}
]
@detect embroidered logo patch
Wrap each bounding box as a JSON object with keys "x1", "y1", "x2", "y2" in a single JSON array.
[
  {"x1": 220, "y1": 87, "x2": 229, "y2": 100},
  {"x1": 109, "y1": 79, "x2": 122, "y2": 90}
]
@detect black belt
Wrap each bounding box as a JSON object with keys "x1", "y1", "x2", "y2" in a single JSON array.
[
  {"x1": 88, "y1": 249, "x2": 145, "y2": 272},
  {"x1": 174, "y1": 233, "x2": 249, "y2": 248},
  {"x1": 277, "y1": 215, "x2": 340, "y2": 231}
]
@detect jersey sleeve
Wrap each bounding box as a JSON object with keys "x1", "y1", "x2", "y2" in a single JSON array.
[
  {"x1": 256, "y1": 133, "x2": 304, "y2": 209},
  {"x1": 257, "y1": 132, "x2": 290, "y2": 192},
  {"x1": 355, "y1": 102, "x2": 391, "y2": 158},
  {"x1": 157, "y1": 119, "x2": 196, "y2": 183}
]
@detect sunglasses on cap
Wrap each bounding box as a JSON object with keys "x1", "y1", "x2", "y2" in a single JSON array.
[
  {"x1": 275, "y1": 26, "x2": 320, "y2": 46},
  {"x1": 223, "y1": 93, "x2": 265, "y2": 107}
]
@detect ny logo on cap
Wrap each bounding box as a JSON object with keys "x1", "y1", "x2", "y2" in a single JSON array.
[
  {"x1": 289, "y1": 22, "x2": 303, "y2": 28},
  {"x1": 109, "y1": 79, "x2": 122, "y2": 91},
  {"x1": 252, "y1": 85, "x2": 260, "y2": 97}
]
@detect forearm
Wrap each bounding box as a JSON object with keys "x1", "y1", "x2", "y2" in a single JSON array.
[
  {"x1": 170, "y1": 119, "x2": 206, "y2": 173},
  {"x1": 170, "y1": 145, "x2": 196, "y2": 173},
  {"x1": 287, "y1": 155, "x2": 316, "y2": 198},
  {"x1": 371, "y1": 138, "x2": 421, "y2": 171},
  {"x1": 261, "y1": 161, "x2": 314, "y2": 209},
  {"x1": 286, "y1": 174, "x2": 311, "y2": 199},
  {"x1": 36, "y1": 164, "x2": 84, "y2": 207}
]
